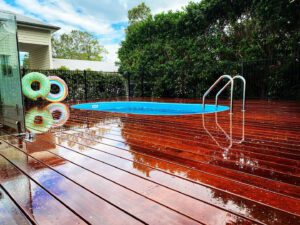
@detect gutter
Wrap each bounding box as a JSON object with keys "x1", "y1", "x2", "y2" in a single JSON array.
[{"x1": 17, "y1": 21, "x2": 60, "y2": 32}]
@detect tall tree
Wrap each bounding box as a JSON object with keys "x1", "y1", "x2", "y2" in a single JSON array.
[
  {"x1": 52, "y1": 30, "x2": 107, "y2": 61},
  {"x1": 119, "y1": 0, "x2": 300, "y2": 99},
  {"x1": 128, "y1": 2, "x2": 151, "y2": 24}
]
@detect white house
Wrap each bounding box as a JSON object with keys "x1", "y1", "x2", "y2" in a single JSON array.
[
  {"x1": 2, "y1": 10, "x2": 117, "y2": 71},
  {"x1": 52, "y1": 58, "x2": 117, "y2": 72},
  {"x1": 15, "y1": 12, "x2": 60, "y2": 69},
  {"x1": 2, "y1": 10, "x2": 61, "y2": 69}
]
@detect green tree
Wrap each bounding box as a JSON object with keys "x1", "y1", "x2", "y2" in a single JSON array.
[
  {"x1": 119, "y1": 0, "x2": 300, "y2": 99},
  {"x1": 52, "y1": 30, "x2": 107, "y2": 61},
  {"x1": 22, "y1": 54, "x2": 30, "y2": 69},
  {"x1": 128, "y1": 2, "x2": 151, "y2": 24},
  {"x1": 57, "y1": 65, "x2": 69, "y2": 70}
]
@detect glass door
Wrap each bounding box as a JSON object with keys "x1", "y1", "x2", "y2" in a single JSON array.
[{"x1": 0, "y1": 11, "x2": 25, "y2": 134}]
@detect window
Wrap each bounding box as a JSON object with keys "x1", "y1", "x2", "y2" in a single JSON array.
[{"x1": 0, "y1": 55, "x2": 12, "y2": 76}]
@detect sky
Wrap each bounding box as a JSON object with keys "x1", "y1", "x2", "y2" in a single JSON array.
[{"x1": 1, "y1": 0, "x2": 201, "y2": 71}]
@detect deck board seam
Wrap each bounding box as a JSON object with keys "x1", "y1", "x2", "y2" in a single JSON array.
[
  {"x1": 56, "y1": 131, "x2": 300, "y2": 200},
  {"x1": 0, "y1": 184, "x2": 37, "y2": 225},
  {"x1": 45, "y1": 146, "x2": 262, "y2": 225},
  {"x1": 69, "y1": 114, "x2": 300, "y2": 138},
  {"x1": 67, "y1": 115, "x2": 300, "y2": 153},
  {"x1": 46, "y1": 133, "x2": 300, "y2": 216},
  {"x1": 62, "y1": 129, "x2": 300, "y2": 188},
  {"x1": 0, "y1": 151, "x2": 92, "y2": 225},
  {"x1": 84, "y1": 126, "x2": 300, "y2": 171},
  {"x1": 69, "y1": 113, "x2": 300, "y2": 142},
  {"x1": 2, "y1": 137, "x2": 205, "y2": 225}
]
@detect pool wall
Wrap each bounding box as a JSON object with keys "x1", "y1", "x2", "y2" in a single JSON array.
[{"x1": 72, "y1": 101, "x2": 229, "y2": 115}]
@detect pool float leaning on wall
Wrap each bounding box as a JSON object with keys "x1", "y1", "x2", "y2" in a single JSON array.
[
  {"x1": 46, "y1": 76, "x2": 69, "y2": 103},
  {"x1": 22, "y1": 72, "x2": 51, "y2": 100}
]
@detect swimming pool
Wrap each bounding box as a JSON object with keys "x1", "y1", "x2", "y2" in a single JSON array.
[{"x1": 72, "y1": 101, "x2": 229, "y2": 115}]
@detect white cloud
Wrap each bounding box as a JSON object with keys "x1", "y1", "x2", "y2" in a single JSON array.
[
  {"x1": 0, "y1": 0, "x2": 24, "y2": 14},
  {"x1": 151, "y1": 1, "x2": 194, "y2": 14},
  {"x1": 68, "y1": 0, "x2": 201, "y2": 22},
  {"x1": 15, "y1": 0, "x2": 113, "y2": 35},
  {"x1": 1, "y1": 0, "x2": 201, "y2": 71}
]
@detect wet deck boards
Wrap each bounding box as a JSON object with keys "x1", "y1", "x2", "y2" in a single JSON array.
[{"x1": 0, "y1": 99, "x2": 299, "y2": 225}]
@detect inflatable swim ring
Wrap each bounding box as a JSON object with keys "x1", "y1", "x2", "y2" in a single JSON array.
[
  {"x1": 46, "y1": 103, "x2": 70, "y2": 127},
  {"x1": 25, "y1": 107, "x2": 54, "y2": 134},
  {"x1": 45, "y1": 76, "x2": 68, "y2": 103},
  {"x1": 22, "y1": 72, "x2": 51, "y2": 100}
]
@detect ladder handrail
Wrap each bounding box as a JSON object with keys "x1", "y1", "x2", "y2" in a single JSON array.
[
  {"x1": 215, "y1": 81, "x2": 231, "y2": 107},
  {"x1": 235, "y1": 75, "x2": 246, "y2": 112},
  {"x1": 215, "y1": 75, "x2": 246, "y2": 111},
  {"x1": 202, "y1": 75, "x2": 234, "y2": 114}
]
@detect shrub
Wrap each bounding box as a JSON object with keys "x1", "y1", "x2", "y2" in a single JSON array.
[
  {"x1": 119, "y1": 0, "x2": 300, "y2": 99},
  {"x1": 23, "y1": 69, "x2": 126, "y2": 101}
]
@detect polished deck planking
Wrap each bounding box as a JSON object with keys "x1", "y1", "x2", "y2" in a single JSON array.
[
  {"x1": 0, "y1": 99, "x2": 300, "y2": 225},
  {"x1": 0, "y1": 185, "x2": 33, "y2": 225}
]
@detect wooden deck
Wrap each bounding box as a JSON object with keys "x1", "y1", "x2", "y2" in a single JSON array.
[{"x1": 0, "y1": 99, "x2": 299, "y2": 225}]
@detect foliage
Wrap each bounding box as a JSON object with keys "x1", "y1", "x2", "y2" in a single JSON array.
[
  {"x1": 23, "y1": 69, "x2": 126, "y2": 100},
  {"x1": 56, "y1": 65, "x2": 69, "y2": 70},
  {"x1": 52, "y1": 30, "x2": 107, "y2": 61},
  {"x1": 119, "y1": 0, "x2": 300, "y2": 99},
  {"x1": 128, "y1": 2, "x2": 151, "y2": 25},
  {"x1": 22, "y1": 54, "x2": 30, "y2": 69}
]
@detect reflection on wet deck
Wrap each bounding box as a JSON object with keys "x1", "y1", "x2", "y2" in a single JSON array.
[{"x1": 0, "y1": 99, "x2": 300, "y2": 225}]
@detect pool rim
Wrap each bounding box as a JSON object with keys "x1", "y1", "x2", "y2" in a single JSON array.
[{"x1": 71, "y1": 101, "x2": 230, "y2": 116}]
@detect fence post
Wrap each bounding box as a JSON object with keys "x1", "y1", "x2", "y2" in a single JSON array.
[
  {"x1": 126, "y1": 71, "x2": 131, "y2": 97},
  {"x1": 22, "y1": 67, "x2": 26, "y2": 77},
  {"x1": 84, "y1": 70, "x2": 87, "y2": 101},
  {"x1": 241, "y1": 60, "x2": 244, "y2": 75}
]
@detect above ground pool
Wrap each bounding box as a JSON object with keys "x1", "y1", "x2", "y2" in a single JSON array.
[{"x1": 72, "y1": 101, "x2": 229, "y2": 115}]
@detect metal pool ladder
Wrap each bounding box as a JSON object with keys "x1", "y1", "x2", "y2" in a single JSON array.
[{"x1": 202, "y1": 75, "x2": 246, "y2": 114}]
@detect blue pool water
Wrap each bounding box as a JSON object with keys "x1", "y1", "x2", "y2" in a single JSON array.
[{"x1": 72, "y1": 101, "x2": 229, "y2": 116}]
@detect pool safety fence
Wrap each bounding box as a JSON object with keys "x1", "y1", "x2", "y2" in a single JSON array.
[{"x1": 21, "y1": 69, "x2": 127, "y2": 102}]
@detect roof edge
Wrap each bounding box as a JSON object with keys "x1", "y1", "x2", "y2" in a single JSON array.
[{"x1": 17, "y1": 21, "x2": 60, "y2": 31}]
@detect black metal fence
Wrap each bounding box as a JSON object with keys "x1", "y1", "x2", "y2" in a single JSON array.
[
  {"x1": 22, "y1": 57, "x2": 300, "y2": 102},
  {"x1": 22, "y1": 69, "x2": 127, "y2": 101},
  {"x1": 241, "y1": 58, "x2": 300, "y2": 99},
  {"x1": 125, "y1": 57, "x2": 300, "y2": 100}
]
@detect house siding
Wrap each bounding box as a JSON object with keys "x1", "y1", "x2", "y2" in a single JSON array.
[
  {"x1": 17, "y1": 26, "x2": 53, "y2": 69},
  {"x1": 52, "y1": 58, "x2": 118, "y2": 72},
  {"x1": 29, "y1": 46, "x2": 51, "y2": 69}
]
